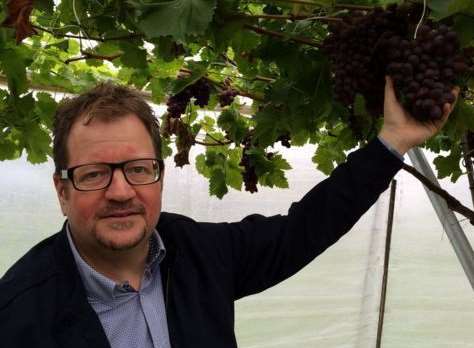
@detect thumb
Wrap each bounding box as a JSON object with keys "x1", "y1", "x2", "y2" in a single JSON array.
[{"x1": 384, "y1": 76, "x2": 398, "y2": 105}]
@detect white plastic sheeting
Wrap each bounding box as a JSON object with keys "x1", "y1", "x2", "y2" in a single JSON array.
[{"x1": 1, "y1": 144, "x2": 473, "y2": 347}]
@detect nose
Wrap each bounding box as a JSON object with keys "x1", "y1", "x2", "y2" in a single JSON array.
[{"x1": 104, "y1": 168, "x2": 136, "y2": 201}]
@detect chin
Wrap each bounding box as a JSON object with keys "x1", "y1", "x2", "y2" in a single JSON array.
[{"x1": 95, "y1": 217, "x2": 148, "y2": 251}]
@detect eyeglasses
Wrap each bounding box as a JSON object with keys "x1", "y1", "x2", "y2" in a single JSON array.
[{"x1": 60, "y1": 158, "x2": 164, "y2": 191}]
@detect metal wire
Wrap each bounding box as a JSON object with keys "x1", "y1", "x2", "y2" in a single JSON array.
[{"x1": 413, "y1": 0, "x2": 428, "y2": 40}]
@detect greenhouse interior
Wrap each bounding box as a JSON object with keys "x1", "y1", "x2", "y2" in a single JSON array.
[
  {"x1": 1, "y1": 0, "x2": 474, "y2": 347},
  {"x1": 2, "y1": 143, "x2": 473, "y2": 348}
]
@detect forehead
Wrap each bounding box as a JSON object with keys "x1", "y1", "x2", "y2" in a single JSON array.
[{"x1": 67, "y1": 114, "x2": 155, "y2": 165}]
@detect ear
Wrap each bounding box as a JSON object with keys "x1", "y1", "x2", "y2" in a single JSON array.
[{"x1": 53, "y1": 173, "x2": 69, "y2": 216}]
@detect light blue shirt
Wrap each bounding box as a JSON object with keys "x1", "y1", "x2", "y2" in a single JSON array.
[{"x1": 66, "y1": 225, "x2": 171, "y2": 348}]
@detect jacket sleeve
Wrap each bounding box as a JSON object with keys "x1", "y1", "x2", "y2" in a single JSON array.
[{"x1": 229, "y1": 138, "x2": 403, "y2": 299}]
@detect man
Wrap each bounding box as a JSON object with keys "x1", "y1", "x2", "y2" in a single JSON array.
[{"x1": 0, "y1": 78, "x2": 457, "y2": 348}]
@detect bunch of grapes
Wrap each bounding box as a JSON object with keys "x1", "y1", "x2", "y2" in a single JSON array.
[
  {"x1": 322, "y1": 4, "x2": 471, "y2": 122},
  {"x1": 218, "y1": 88, "x2": 239, "y2": 107},
  {"x1": 379, "y1": 24, "x2": 466, "y2": 121},
  {"x1": 322, "y1": 5, "x2": 416, "y2": 117},
  {"x1": 240, "y1": 136, "x2": 258, "y2": 193},
  {"x1": 190, "y1": 78, "x2": 211, "y2": 107},
  {"x1": 166, "y1": 78, "x2": 211, "y2": 118}
]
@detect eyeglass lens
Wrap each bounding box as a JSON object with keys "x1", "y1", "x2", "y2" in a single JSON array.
[{"x1": 73, "y1": 159, "x2": 159, "y2": 190}]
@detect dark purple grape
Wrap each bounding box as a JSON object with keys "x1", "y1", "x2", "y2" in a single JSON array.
[
  {"x1": 430, "y1": 89, "x2": 443, "y2": 100},
  {"x1": 408, "y1": 55, "x2": 420, "y2": 65},
  {"x1": 417, "y1": 25, "x2": 431, "y2": 38},
  {"x1": 443, "y1": 93, "x2": 456, "y2": 104},
  {"x1": 422, "y1": 99, "x2": 435, "y2": 110},
  {"x1": 446, "y1": 31, "x2": 458, "y2": 41},
  {"x1": 453, "y1": 62, "x2": 467, "y2": 73},
  {"x1": 430, "y1": 105, "x2": 442, "y2": 119}
]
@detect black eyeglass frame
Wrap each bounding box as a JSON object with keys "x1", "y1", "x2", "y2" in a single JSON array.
[{"x1": 59, "y1": 158, "x2": 164, "y2": 192}]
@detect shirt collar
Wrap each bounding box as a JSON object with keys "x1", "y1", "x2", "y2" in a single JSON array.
[{"x1": 66, "y1": 223, "x2": 166, "y2": 302}]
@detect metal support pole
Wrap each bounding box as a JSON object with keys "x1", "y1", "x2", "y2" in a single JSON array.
[
  {"x1": 408, "y1": 147, "x2": 474, "y2": 290},
  {"x1": 376, "y1": 180, "x2": 396, "y2": 348}
]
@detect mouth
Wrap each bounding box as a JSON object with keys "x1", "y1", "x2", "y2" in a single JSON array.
[{"x1": 102, "y1": 211, "x2": 141, "y2": 218}]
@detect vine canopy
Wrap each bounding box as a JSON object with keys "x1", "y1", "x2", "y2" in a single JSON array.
[{"x1": 0, "y1": 0, "x2": 473, "y2": 198}]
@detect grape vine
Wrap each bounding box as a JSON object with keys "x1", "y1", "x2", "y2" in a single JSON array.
[{"x1": 0, "y1": 0, "x2": 473, "y2": 223}]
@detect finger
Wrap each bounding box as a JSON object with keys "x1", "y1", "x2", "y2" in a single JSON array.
[
  {"x1": 442, "y1": 86, "x2": 461, "y2": 116},
  {"x1": 451, "y1": 86, "x2": 460, "y2": 106}
]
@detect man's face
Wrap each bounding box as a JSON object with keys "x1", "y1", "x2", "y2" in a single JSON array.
[{"x1": 54, "y1": 114, "x2": 163, "y2": 256}]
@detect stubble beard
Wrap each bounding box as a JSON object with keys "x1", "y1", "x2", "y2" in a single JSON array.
[{"x1": 94, "y1": 220, "x2": 149, "y2": 251}]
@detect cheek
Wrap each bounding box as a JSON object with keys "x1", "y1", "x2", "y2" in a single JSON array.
[
  {"x1": 67, "y1": 193, "x2": 102, "y2": 223},
  {"x1": 139, "y1": 186, "x2": 162, "y2": 226}
]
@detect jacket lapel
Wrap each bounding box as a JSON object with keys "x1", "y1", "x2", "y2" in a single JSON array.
[{"x1": 52, "y1": 225, "x2": 111, "y2": 348}]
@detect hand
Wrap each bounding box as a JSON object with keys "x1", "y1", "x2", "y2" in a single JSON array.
[{"x1": 378, "y1": 76, "x2": 459, "y2": 155}]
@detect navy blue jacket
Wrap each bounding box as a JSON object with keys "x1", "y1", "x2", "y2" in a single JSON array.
[{"x1": 0, "y1": 139, "x2": 402, "y2": 348}]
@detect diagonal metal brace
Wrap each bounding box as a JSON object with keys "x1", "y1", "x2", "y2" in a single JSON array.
[{"x1": 408, "y1": 147, "x2": 474, "y2": 290}]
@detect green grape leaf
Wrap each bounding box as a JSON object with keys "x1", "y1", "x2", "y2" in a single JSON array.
[
  {"x1": 119, "y1": 42, "x2": 148, "y2": 69},
  {"x1": 312, "y1": 133, "x2": 347, "y2": 176},
  {"x1": 224, "y1": 147, "x2": 243, "y2": 190},
  {"x1": 353, "y1": 94, "x2": 373, "y2": 139},
  {"x1": 136, "y1": 0, "x2": 217, "y2": 40},
  {"x1": 0, "y1": 47, "x2": 28, "y2": 95},
  {"x1": 195, "y1": 153, "x2": 211, "y2": 177},
  {"x1": 209, "y1": 168, "x2": 228, "y2": 198},
  {"x1": 246, "y1": 148, "x2": 291, "y2": 188},
  {"x1": 149, "y1": 57, "x2": 184, "y2": 79},
  {"x1": 160, "y1": 136, "x2": 173, "y2": 160},
  {"x1": 444, "y1": 99, "x2": 474, "y2": 139},
  {"x1": 0, "y1": 129, "x2": 20, "y2": 160},
  {"x1": 23, "y1": 122, "x2": 51, "y2": 164},
  {"x1": 217, "y1": 107, "x2": 247, "y2": 143},
  {"x1": 259, "y1": 154, "x2": 291, "y2": 188},
  {"x1": 453, "y1": 14, "x2": 474, "y2": 47},
  {"x1": 35, "y1": 0, "x2": 55, "y2": 13},
  {"x1": 170, "y1": 62, "x2": 207, "y2": 94},
  {"x1": 430, "y1": 0, "x2": 474, "y2": 19},
  {"x1": 35, "y1": 92, "x2": 57, "y2": 129},
  {"x1": 45, "y1": 40, "x2": 69, "y2": 52},
  {"x1": 149, "y1": 77, "x2": 168, "y2": 104},
  {"x1": 433, "y1": 148, "x2": 463, "y2": 182},
  {"x1": 199, "y1": 115, "x2": 216, "y2": 133},
  {"x1": 225, "y1": 163, "x2": 243, "y2": 190},
  {"x1": 253, "y1": 105, "x2": 289, "y2": 147}
]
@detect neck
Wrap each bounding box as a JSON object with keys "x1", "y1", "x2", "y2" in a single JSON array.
[{"x1": 72, "y1": 235, "x2": 149, "y2": 290}]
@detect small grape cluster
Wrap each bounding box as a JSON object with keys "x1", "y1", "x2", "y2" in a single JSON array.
[
  {"x1": 380, "y1": 24, "x2": 466, "y2": 121},
  {"x1": 166, "y1": 78, "x2": 211, "y2": 118},
  {"x1": 322, "y1": 5, "x2": 415, "y2": 117},
  {"x1": 240, "y1": 136, "x2": 258, "y2": 193},
  {"x1": 218, "y1": 88, "x2": 239, "y2": 107},
  {"x1": 277, "y1": 133, "x2": 291, "y2": 148},
  {"x1": 322, "y1": 4, "x2": 471, "y2": 122}
]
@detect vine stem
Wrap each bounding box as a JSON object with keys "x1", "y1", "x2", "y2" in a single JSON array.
[
  {"x1": 247, "y1": 0, "x2": 374, "y2": 10},
  {"x1": 244, "y1": 24, "x2": 320, "y2": 48},
  {"x1": 333, "y1": 4, "x2": 375, "y2": 11},
  {"x1": 237, "y1": 13, "x2": 342, "y2": 22},
  {"x1": 32, "y1": 25, "x2": 143, "y2": 42},
  {"x1": 462, "y1": 133, "x2": 474, "y2": 209},
  {"x1": 64, "y1": 52, "x2": 122, "y2": 64},
  {"x1": 194, "y1": 140, "x2": 232, "y2": 146},
  {"x1": 402, "y1": 162, "x2": 474, "y2": 224},
  {"x1": 194, "y1": 137, "x2": 233, "y2": 146}
]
